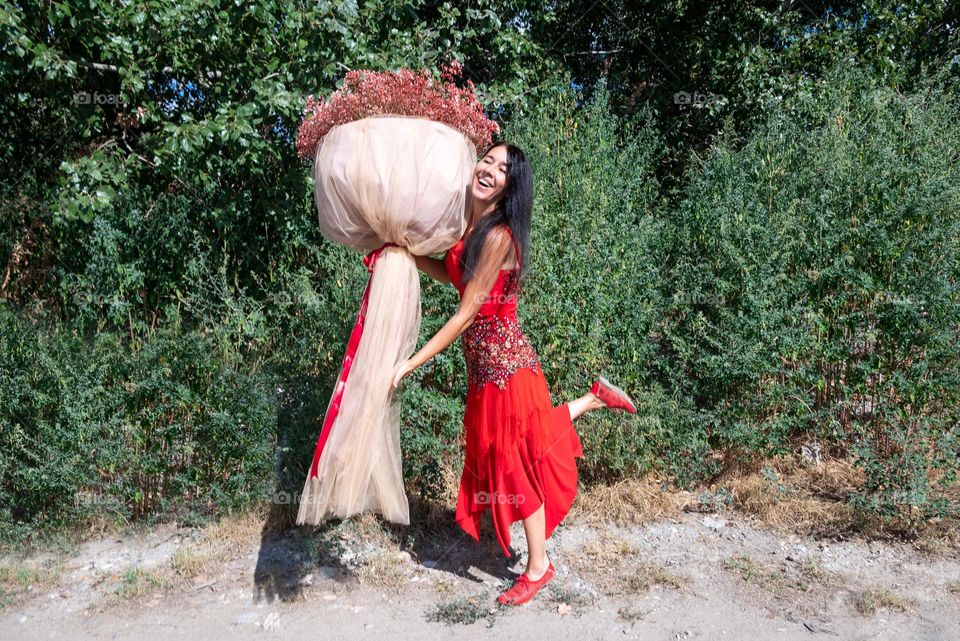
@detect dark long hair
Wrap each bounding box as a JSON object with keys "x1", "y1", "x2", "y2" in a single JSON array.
[{"x1": 458, "y1": 141, "x2": 533, "y2": 290}]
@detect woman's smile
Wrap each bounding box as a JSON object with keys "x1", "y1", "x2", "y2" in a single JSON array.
[{"x1": 471, "y1": 144, "x2": 508, "y2": 205}]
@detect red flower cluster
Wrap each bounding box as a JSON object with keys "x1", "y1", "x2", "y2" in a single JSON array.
[{"x1": 296, "y1": 61, "x2": 500, "y2": 159}]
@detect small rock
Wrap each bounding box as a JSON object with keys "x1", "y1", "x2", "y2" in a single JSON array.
[
  {"x1": 702, "y1": 515, "x2": 726, "y2": 530},
  {"x1": 262, "y1": 612, "x2": 281, "y2": 630},
  {"x1": 317, "y1": 566, "x2": 338, "y2": 579},
  {"x1": 299, "y1": 573, "x2": 314, "y2": 587},
  {"x1": 558, "y1": 603, "x2": 573, "y2": 615},
  {"x1": 801, "y1": 440, "x2": 823, "y2": 466},
  {"x1": 422, "y1": 560, "x2": 437, "y2": 569}
]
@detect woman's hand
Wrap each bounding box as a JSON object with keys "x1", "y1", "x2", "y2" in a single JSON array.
[{"x1": 390, "y1": 359, "x2": 416, "y2": 391}]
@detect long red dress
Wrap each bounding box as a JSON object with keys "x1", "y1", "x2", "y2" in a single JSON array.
[{"x1": 443, "y1": 226, "x2": 584, "y2": 558}]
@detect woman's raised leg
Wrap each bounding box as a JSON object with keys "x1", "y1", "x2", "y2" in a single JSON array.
[
  {"x1": 566, "y1": 391, "x2": 605, "y2": 420},
  {"x1": 519, "y1": 392, "x2": 601, "y2": 579}
]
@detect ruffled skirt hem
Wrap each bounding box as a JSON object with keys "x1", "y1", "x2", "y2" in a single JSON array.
[{"x1": 454, "y1": 367, "x2": 583, "y2": 557}]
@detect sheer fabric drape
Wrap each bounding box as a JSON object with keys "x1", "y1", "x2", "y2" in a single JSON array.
[{"x1": 296, "y1": 116, "x2": 474, "y2": 526}]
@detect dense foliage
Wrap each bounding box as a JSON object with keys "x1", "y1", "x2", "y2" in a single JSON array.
[{"x1": 1, "y1": 0, "x2": 957, "y2": 542}]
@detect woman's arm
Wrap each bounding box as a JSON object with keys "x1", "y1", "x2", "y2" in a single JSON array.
[
  {"x1": 391, "y1": 227, "x2": 514, "y2": 389},
  {"x1": 413, "y1": 254, "x2": 452, "y2": 284}
]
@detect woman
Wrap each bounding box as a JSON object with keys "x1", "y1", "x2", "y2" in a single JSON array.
[{"x1": 390, "y1": 141, "x2": 637, "y2": 606}]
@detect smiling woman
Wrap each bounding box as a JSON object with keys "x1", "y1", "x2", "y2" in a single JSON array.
[
  {"x1": 393, "y1": 140, "x2": 639, "y2": 607},
  {"x1": 472, "y1": 144, "x2": 509, "y2": 209}
]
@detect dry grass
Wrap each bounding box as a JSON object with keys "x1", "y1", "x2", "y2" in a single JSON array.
[
  {"x1": 355, "y1": 550, "x2": 410, "y2": 590},
  {"x1": 849, "y1": 586, "x2": 914, "y2": 616},
  {"x1": 947, "y1": 580, "x2": 960, "y2": 596},
  {"x1": 82, "y1": 504, "x2": 269, "y2": 612},
  {"x1": 170, "y1": 505, "x2": 265, "y2": 580},
  {"x1": 313, "y1": 512, "x2": 413, "y2": 589},
  {"x1": 718, "y1": 455, "x2": 867, "y2": 536},
  {"x1": 112, "y1": 567, "x2": 174, "y2": 601},
  {"x1": 572, "y1": 472, "x2": 694, "y2": 526},
  {"x1": 623, "y1": 562, "x2": 688, "y2": 593},
  {"x1": 798, "y1": 557, "x2": 831, "y2": 583},
  {"x1": 579, "y1": 531, "x2": 640, "y2": 566},
  {"x1": 570, "y1": 531, "x2": 687, "y2": 597},
  {"x1": 0, "y1": 558, "x2": 65, "y2": 609},
  {"x1": 572, "y1": 453, "x2": 959, "y2": 550},
  {"x1": 721, "y1": 554, "x2": 817, "y2": 598}
]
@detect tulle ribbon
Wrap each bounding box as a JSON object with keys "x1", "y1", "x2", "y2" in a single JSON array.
[{"x1": 307, "y1": 241, "x2": 400, "y2": 479}]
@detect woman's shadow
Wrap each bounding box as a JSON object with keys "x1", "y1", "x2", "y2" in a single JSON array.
[
  {"x1": 251, "y1": 493, "x2": 522, "y2": 604},
  {"x1": 394, "y1": 493, "x2": 522, "y2": 583}
]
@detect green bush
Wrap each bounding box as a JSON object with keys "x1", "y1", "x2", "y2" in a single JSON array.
[
  {"x1": 2, "y1": 62, "x2": 958, "y2": 542},
  {"x1": 0, "y1": 302, "x2": 276, "y2": 541},
  {"x1": 660, "y1": 64, "x2": 960, "y2": 519}
]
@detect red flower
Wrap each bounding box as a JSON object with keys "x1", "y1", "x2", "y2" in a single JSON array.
[{"x1": 296, "y1": 62, "x2": 500, "y2": 159}]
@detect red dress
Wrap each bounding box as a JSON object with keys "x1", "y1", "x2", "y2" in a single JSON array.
[{"x1": 443, "y1": 227, "x2": 584, "y2": 558}]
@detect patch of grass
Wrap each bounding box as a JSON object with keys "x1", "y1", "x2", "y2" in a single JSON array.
[
  {"x1": 798, "y1": 558, "x2": 829, "y2": 582},
  {"x1": 356, "y1": 550, "x2": 410, "y2": 590},
  {"x1": 114, "y1": 567, "x2": 173, "y2": 600},
  {"x1": 170, "y1": 546, "x2": 206, "y2": 580},
  {"x1": 431, "y1": 576, "x2": 457, "y2": 594},
  {"x1": 721, "y1": 554, "x2": 811, "y2": 596},
  {"x1": 624, "y1": 561, "x2": 688, "y2": 593},
  {"x1": 426, "y1": 593, "x2": 499, "y2": 627},
  {"x1": 0, "y1": 559, "x2": 65, "y2": 609},
  {"x1": 850, "y1": 587, "x2": 913, "y2": 616},
  {"x1": 912, "y1": 535, "x2": 947, "y2": 557},
  {"x1": 543, "y1": 582, "x2": 597, "y2": 610},
  {"x1": 617, "y1": 604, "x2": 652, "y2": 622},
  {"x1": 170, "y1": 507, "x2": 262, "y2": 581},
  {"x1": 573, "y1": 475, "x2": 689, "y2": 526},
  {"x1": 572, "y1": 531, "x2": 689, "y2": 597},
  {"x1": 580, "y1": 533, "x2": 639, "y2": 564}
]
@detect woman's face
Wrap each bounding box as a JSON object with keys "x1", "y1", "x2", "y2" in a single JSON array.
[{"x1": 471, "y1": 144, "x2": 508, "y2": 210}]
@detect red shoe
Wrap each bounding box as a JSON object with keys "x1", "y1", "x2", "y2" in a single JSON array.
[
  {"x1": 590, "y1": 376, "x2": 637, "y2": 414},
  {"x1": 496, "y1": 562, "x2": 555, "y2": 606}
]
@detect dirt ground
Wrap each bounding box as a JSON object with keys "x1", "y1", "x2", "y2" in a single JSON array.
[{"x1": 3, "y1": 482, "x2": 959, "y2": 641}]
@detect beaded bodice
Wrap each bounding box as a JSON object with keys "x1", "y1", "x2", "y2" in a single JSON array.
[{"x1": 443, "y1": 228, "x2": 542, "y2": 390}]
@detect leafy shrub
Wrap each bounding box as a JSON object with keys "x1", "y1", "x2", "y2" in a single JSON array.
[
  {"x1": 660, "y1": 64, "x2": 960, "y2": 518},
  {"x1": 0, "y1": 302, "x2": 276, "y2": 541}
]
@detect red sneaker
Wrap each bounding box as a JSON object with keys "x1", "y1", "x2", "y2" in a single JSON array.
[
  {"x1": 590, "y1": 376, "x2": 637, "y2": 414},
  {"x1": 496, "y1": 562, "x2": 555, "y2": 606}
]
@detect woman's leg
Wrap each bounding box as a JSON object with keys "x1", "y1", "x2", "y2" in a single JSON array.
[
  {"x1": 521, "y1": 502, "x2": 550, "y2": 579},
  {"x1": 519, "y1": 393, "x2": 603, "y2": 579},
  {"x1": 516, "y1": 388, "x2": 612, "y2": 581},
  {"x1": 567, "y1": 391, "x2": 605, "y2": 420}
]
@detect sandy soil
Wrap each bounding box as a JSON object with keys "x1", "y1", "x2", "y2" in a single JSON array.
[{"x1": 3, "y1": 507, "x2": 959, "y2": 641}]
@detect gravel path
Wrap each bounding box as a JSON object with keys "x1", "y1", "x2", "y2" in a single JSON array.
[{"x1": 3, "y1": 509, "x2": 958, "y2": 641}]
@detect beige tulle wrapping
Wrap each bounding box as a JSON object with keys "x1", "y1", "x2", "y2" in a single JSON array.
[{"x1": 296, "y1": 116, "x2": 475, "y2": 526}]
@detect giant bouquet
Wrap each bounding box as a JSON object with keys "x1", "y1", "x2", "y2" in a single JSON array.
[{"x1": 295, "y1": 62, "x2": 498, "y2": 526}]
